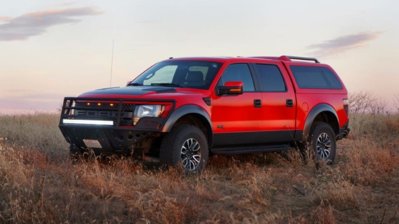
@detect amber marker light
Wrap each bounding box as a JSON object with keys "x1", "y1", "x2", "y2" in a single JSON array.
[
  {"x1": 230, "y1": 88, "x2": 242, "y2": 93},
  {"x1": 97, "y1": 103, "x2": 102, "y2": 106}
]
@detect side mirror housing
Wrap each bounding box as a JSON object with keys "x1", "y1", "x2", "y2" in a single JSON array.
[{"x1": 217, "y1": 81, "x2": 243, "y2": 95}]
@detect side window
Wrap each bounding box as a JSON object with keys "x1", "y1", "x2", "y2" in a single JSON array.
[
  {"x1": 290, "y1": 66, "x2": 343, "y2": 89},
  {"x1": 218, "y1": 64, "x2": 255, "y2": 92},
  {"x1": 321, "y1": 68, "x2": 342, "y2": 89},
  {"x1": 254, "y1": 64, "x2": 286, "y2": 92}
]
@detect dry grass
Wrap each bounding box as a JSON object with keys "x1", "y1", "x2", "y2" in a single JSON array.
[{"x1": 1, "y1": 113, "x2": 399, "y2": 223}]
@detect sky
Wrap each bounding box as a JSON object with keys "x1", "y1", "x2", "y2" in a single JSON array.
[{"x1": 0, "y1": 0, "x2": 398, "y2": 113}]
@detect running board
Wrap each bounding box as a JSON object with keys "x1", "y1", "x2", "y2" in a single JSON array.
[{"x1": 211, "y1": 144, "x2": 290, "y2": 155}]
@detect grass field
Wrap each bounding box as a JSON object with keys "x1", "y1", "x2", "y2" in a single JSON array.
[{"x1": 0, "y1": 113, "x2": 398, "y2": 223}]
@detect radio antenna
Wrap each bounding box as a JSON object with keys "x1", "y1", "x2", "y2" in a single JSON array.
[{"x1": 109, "y1": 40, "x2": 115, "y2": 87}]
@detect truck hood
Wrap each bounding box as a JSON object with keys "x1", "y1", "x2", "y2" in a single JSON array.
[
  {"x1": 79, "y1": 86, "x2": 207, "y2": 99},
  {"x1": 80, "y1": 86, "x2": 177, "y2": 96}
]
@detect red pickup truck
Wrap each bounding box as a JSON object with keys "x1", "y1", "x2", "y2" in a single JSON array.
[{"x1": 59, "y1": 56, "x2": 349, "y2": 172}]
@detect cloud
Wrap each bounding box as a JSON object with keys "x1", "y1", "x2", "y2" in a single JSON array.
[
  {"x1": 0, "y1": 7, "x2": 101, "y2": 41},
  {"x1": 307, "y1": 32, "x2": 381, "y2": 57}
]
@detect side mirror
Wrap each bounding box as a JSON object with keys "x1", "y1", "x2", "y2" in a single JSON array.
[{"x1": 217, "y1": 81, "x2": 243, "y2": 95}]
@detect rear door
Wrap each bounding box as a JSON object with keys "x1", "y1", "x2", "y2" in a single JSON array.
[{"x1": 252, "y1": 63, "x2": 297, "y2": 143}]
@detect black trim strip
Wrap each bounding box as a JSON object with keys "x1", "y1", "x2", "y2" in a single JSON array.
[
  {"x1": 212, "y1": 144, "x2": 289, "y2": 154},
  {"x1": 213, "y1": 130, "x2": 300, "y2": 147}
]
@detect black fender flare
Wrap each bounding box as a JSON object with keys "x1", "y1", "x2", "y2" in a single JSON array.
[
  {"x1": 303, "y1": 104, "x2": 339, "y2": 141},
  {"x1": 161, "y1": 105, "x2": 212, "y2": 133}
]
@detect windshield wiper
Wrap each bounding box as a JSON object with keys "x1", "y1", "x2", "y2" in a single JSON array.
[
  {"x1": 127, "y1": 82, "x2": 143, "y2": 86},
  {"x1": 150, "y1": 83, "x2": 180, "y2": 87}
]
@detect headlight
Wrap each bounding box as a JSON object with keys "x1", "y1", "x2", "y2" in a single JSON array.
[{"x1": 133, "y1": 105, "x2": 164, "y2": 125}]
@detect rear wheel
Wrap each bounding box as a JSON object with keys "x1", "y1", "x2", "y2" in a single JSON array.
[
  {"x1": 160, "y1": 125, "x2": 209, "y2": 173},
  {"x1": 309, "y1": 122, "x2": 336, "y2": 164}
]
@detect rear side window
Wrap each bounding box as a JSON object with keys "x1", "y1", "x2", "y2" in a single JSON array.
[
  {"x1": 218, "y1": 64, "x2": 255, "y2": 92},
  {"x1": 254, "y1": 64, "x2": 286, "y2": 92},
  {"x1": 290, "y1": 66, "x2": 342, "y2": 89}
]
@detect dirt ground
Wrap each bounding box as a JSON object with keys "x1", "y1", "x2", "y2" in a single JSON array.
[{"x1": 0, "y1": 114, "x2": 398, "y2": 223}]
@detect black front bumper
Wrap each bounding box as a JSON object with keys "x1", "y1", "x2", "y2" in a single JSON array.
[{"x1": 59, "y1": 125, "x2": 161, "y2": 152}]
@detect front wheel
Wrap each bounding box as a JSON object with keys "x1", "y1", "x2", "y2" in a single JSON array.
[
  {"x1": 309, "y1": 122, "x2": 337, "y2": 164},
  {"x1": 160, "y1": 125, "x2": 209, "y2": 173}
]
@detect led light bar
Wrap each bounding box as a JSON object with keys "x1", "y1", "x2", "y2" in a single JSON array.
[{"x1": 62, "y1": 119, "x2": 114, "y2": 126}]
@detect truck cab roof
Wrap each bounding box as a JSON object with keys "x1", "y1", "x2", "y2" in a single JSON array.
[{"x1": 167, "y1": 55, "x2": 323, "y2": 65}]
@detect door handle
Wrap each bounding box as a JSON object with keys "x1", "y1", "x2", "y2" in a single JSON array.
[
  {"x1": 254, "y1": 99, "x2": 262, "y2": 108},
  {"x1": 286, "y1": 99, "x2": 294, "y2": 107}
]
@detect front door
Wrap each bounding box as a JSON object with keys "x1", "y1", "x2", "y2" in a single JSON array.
[{"x1": 211, "y1": 63, "x2": 263, "y2": 146}]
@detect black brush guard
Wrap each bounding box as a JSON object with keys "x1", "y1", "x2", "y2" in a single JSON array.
[{"x1": 59, "y1": 97, "x2": 174, "y2": 152}]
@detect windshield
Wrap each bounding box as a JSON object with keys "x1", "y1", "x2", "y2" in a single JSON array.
[{"x1": 130, "y1": 60, "x2": 222, "y2": 89}]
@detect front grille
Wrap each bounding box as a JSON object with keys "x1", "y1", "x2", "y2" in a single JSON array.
[
  {"x1": 76, "y1": 109, "x2": 119, "y2": 118},
  {"x1": 61, "y1": 98, "x2": 136, "y2": 126}
]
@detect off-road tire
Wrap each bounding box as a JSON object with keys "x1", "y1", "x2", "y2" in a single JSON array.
[
  {"x1": 160, "y1": 124, "x2": 209, "y2": 173},
  {"x1": 309, "y1": 122, "x2": 336, "y2": 165}
]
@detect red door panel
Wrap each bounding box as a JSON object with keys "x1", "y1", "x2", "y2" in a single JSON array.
[
  {"x1": 252, "y1": 63, "x2": 296, "y2": 132},
  {"x1": 258, "y1": 92, "x2": 296, "y2": 131},
  {"x1": 212, "y1": 92, "x2": 263, "y2": 133}
]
